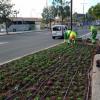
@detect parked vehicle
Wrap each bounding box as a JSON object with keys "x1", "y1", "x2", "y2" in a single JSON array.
[{"x1": 51, "y1": 25, "x2": 67, "y2": 39}]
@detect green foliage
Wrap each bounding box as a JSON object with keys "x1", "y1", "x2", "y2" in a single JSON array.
[
  {"x1": 85, "y1": 13, "x2": 95, "y2": 22},
  {"x1": 93, "y1": 3, "x2": 100, "y2": 19},
  {"x1": 46, "y1": 97, "x2": 50, "y2": 100},
  {"x1": 42, "y1": 6, "x2": 56, "y2": 24},
  {"x1": 26, "y1": 91, "x2": 32, "y2": 97},
  {"x1": 42, "y1": 0, "x2": 70, "y2": 25},
  {"x1": 13, "y1": 97, "x2": 20, "y2": 100},
  {"x1": 42, "y1": 7, "x2": 49, "y2": 24},
  {"x1": 0, "y1": 95, "x2": 7, "y2": 100},
  {"x1": 0, "y1": 0, "x2": 13, "y2": 17},
  {"x1": 52, "y1": 0, "x2": 70, "y2": 23},
  {"x1": 0, "y1": 43, "x2": 95, "y2": 98},
  {"x1": 34, "y1": 96, "x2": 39, "y2": 100},
  {"x1": 0, "y1": 0, "x2": 17, "y2": 33},
  {"x1": 88, "y1": 3, "x2": 100, "y2": 19},
  {"x1": 57, "y1": 97, "x2": 62, "y2": 100},
  {"x1": 0, "y1": 73, "x2": 4, "y2": 80}
]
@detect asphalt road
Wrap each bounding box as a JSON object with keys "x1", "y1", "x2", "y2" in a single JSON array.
[
  {"x1": 0, "y1": 31, "x2": 64, "y2": 64},
  {"x1": 0, "y1": 27, "x2": 90, "y2": 64}
]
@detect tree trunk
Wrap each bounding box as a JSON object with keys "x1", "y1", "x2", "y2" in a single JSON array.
[
  {"x1": 61, "y1": 16, "x2": 63, "y2": 25},
  {"x1": 5, "y1": 21, "x2": 8, "y2": 35},
  {"x1": 49, "y1": 19, "x2": 51, "y2": 30}
]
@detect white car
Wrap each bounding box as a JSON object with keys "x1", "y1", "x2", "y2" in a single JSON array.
[{"x1": 51, "y1": 25, "x2": 67, "y2": 39}]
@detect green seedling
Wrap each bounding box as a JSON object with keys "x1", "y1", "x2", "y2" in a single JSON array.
[
  {"x1": 46, "y1": 97, "x2": 50, "y2": 100},
  {"x1": 77, "y1": 97, "x2": 82, "y2": 100},
  {"x1": 34, "y1": 96, "x2": 39, "y2": 100},
  {"x1": 26, "y1": 91, "x2": 32, "y2": 97},
  {"x1": 13, "y1": 97, "x2": 20, "y2": 100},
  {"x1": 57, "y1": 97, "x2": 62, "y2": 100}
]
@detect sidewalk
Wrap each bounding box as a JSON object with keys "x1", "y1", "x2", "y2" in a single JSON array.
[
  {"x1": 92, "y1": 54, "x2": 100, "y2": 100},
  {"x1": 0, "y1": 29, "x2": 49, "y2": 36}
]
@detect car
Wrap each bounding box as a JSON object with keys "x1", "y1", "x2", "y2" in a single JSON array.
[{"x1": 51, "y1": 25, "x2": 67, "y2": 39}]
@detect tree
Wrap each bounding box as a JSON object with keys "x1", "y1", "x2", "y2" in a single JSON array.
[
  {"x1": 49, "y1": 6, "x2": 57, "y2": 19},
  {"x1": 88, "y1": 3, "x2": 100, "y2": 19},
  {"x1": 42, "y1": 7, "x2": 50, "y2": 26},
  {"x1": 0, "y1": 0, "x2": 14, "y2": 34},
  {"x1": 85, "y1": 13, "x2": 95, "y2": 22},
  {"x1": 52, "y1": 0, "x2": 70, "y2": 24},
  {"x1": 93, "y1": 3, "x2": 100, "y2": 19},
  {"x1": 73, "y1": 12, "x2": 77, "y2": 21},
  {"x1": 42, "y1": 6, "x2": 57, "y2": 29}
]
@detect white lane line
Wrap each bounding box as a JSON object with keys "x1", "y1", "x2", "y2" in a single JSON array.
[
  {"x1": 0, "y1": 32, "x2": 94, "y2": 65},
  {"x1": 0, "y1": 42, "x2": 64, "y2": 66},
  {"x1": 0, "y1": 42, "x2": 8, "y2": 45}
]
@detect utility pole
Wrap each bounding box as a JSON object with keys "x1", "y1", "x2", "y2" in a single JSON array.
[
  {"x1": 46, "y1": 0, "x2": 48, "y2": 8},
  {"x1": 81, "y1": 0, "x2": 87, "y2": 25},
  {"x1": 71, "y1": 0, "x2": 73, "y2": 30}
]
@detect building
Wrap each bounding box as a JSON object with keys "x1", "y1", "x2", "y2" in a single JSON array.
[{"x1": 0, "y1": 17, "x2": 41, "y2": 32}]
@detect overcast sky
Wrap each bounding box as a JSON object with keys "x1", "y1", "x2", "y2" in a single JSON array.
[{"x1": 11, "y1": 0, "x2": 100, "y2": 18}]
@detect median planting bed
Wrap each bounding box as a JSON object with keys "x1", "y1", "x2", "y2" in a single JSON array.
[{"x1": 0, "y1": 42, "x2": 96, "y2": 100}]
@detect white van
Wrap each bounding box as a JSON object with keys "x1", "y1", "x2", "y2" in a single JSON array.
[{"x1": 51, "y1": 25, "x2": 67, "y2": 39}]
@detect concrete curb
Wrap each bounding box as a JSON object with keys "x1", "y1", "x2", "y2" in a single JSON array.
[
  {"x1": 0, "y1": 41, "x2": 64, "y2": 66},
  {"x1": 0, "y1": 30, "x2": 50, "y2": 36}
]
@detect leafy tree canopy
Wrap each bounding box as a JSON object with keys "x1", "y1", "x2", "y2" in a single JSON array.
[
  {"x1": 42, "y1": 6, "x2": 57, "y2": 24},
  {"x1": 88, "y1": 3, "x2": 100, "y2": 19},
  {"x1": 52, "y1": 0, "x2": 70, "y2": 23},
  {"x1": 0, "y1": 0, "x2": 17, "y2": 33}
]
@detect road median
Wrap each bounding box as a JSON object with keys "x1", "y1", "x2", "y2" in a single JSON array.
[{"x1": 0, "y1": 42, "x2": 95, "y2": 99}]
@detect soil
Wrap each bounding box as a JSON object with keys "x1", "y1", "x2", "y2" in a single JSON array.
[{"x1": 0, "y1": 42, "x2": 97, "y2": 100}]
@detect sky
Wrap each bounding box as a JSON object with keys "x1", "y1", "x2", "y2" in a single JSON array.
[{"x1": 11, "y1": 0, "x2": 100, "y2": 18}]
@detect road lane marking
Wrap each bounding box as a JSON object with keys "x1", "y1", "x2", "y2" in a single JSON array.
[
  {"x1": 0, "y1": 42, "x2": 8, "y2": 45},
  {"x1": 0, "y1": 42, "x2": 64, "y2": 66},
  {"x1": 0, "y1": 32, "x2": 95, "y2": 66}
]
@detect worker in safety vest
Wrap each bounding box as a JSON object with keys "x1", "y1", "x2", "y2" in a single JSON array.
[
  {"x1": 90, "y1": 26, "x2": 97, "y2": 43},
  {"x1": 64, "y1": 30, "x2": 77, "y2": 46},
  {"x1": 64, "y1": 30, "x2": 71, "y2": 44}
]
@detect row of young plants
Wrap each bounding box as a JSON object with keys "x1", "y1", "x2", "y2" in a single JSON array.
[
  {"x1": 15, "y1": 45, "x2": 93, "y2": 100},
  {"x1": 0, "y1": 43, "x2": 95, "y2": 99},
  {"x1": 29, "y1": 45, "x2": 93, "y2": 100},
  {"x1": 0, "y1": 44, "x2": 72, "y2": 98}
]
